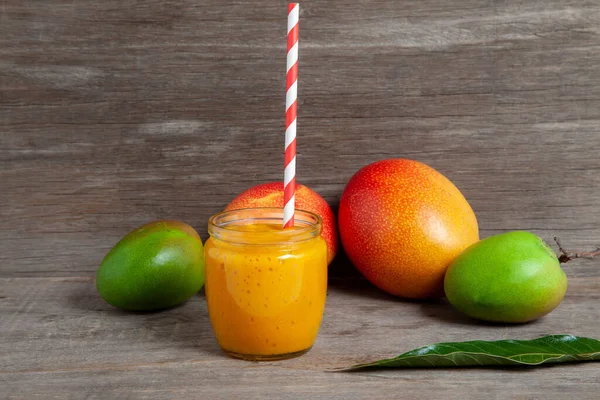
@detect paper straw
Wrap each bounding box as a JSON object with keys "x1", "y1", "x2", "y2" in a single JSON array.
[{"x1": 283, "y1": 3, "x2": 299, "y2": 228}]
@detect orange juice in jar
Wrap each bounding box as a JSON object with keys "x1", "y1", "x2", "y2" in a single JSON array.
[{"x1": 205, "y1": 208, "x2": 328, "y2": 361}]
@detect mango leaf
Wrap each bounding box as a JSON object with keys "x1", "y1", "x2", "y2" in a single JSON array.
[{"x1": 343, "y1": 335, "x2": 600, "y2": 370}]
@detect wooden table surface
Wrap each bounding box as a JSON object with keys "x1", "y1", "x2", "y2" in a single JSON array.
[{"x1": 2, "y1": 1, "x2": 600, "y2": 398}]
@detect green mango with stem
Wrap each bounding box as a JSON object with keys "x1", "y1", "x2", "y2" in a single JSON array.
[{"x1": 444, "y1": 231, "x2": 569, "y2": 323}]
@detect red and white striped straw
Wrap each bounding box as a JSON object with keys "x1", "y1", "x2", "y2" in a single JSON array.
[{"x1": 283, "y1": 3, "x2": 299, "y2": 228}]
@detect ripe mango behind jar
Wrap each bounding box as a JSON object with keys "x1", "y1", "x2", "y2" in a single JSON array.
[{"x1": 444, "y1": 231, "x2": 567, "y2": 323}]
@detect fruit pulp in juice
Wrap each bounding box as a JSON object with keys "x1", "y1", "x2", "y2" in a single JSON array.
[{"x1": 205, "y1": 223, "x2": 328, "y2": 359}]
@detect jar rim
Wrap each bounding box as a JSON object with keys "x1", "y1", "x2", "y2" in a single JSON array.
[{"x1": 208, "y1": 207, "x2": 322, "y2": 245}]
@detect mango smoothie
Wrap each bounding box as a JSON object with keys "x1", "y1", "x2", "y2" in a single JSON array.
[{"x1": 205, "y1": 208, "x2": 328, "y2": 360}]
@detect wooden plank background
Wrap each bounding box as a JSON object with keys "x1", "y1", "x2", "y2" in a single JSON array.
[{"x1": 1, "y1": 1, "x2": 600, "y2": 398}]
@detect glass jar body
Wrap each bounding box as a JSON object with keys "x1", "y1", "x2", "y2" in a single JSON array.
[{"x1": 205, "y1": 208, "x2": 328, "y2": 361}]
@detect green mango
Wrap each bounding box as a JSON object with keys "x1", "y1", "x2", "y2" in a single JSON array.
[
  {"x1": 444, "y1": 231, "x2": 567, "y2": 323},
  {"x1": 97, "y1": 220, "x2": 205, "y2": 311}
]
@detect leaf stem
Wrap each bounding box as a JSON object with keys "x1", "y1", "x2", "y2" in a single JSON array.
[{"x1": 553, "y1": 236, "x2": 600, "y2": 264}]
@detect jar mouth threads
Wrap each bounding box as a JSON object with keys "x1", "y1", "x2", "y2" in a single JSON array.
[{"x1": 208, "y1": 208, "x2": 322, "y2": 245}]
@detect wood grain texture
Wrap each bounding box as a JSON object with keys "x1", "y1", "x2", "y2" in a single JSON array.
[
  {"x1": 1, "y1": 0, "x2": 600, "y2": 276},
  {"x1": 1, "y1": 0, "x2": 600, "y2": 398},
  {"x1": 2, "y1": 275, "x2": 600, "y2": 399}
]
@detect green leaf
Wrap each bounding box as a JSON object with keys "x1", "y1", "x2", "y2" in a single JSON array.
[{"x1": 343, "y1": 335, "x2": 600, "y2": 370}]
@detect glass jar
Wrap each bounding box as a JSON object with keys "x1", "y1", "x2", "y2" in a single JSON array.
[{"x1": 205, "y1": 208, "x2": 328, "y2": 361}]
